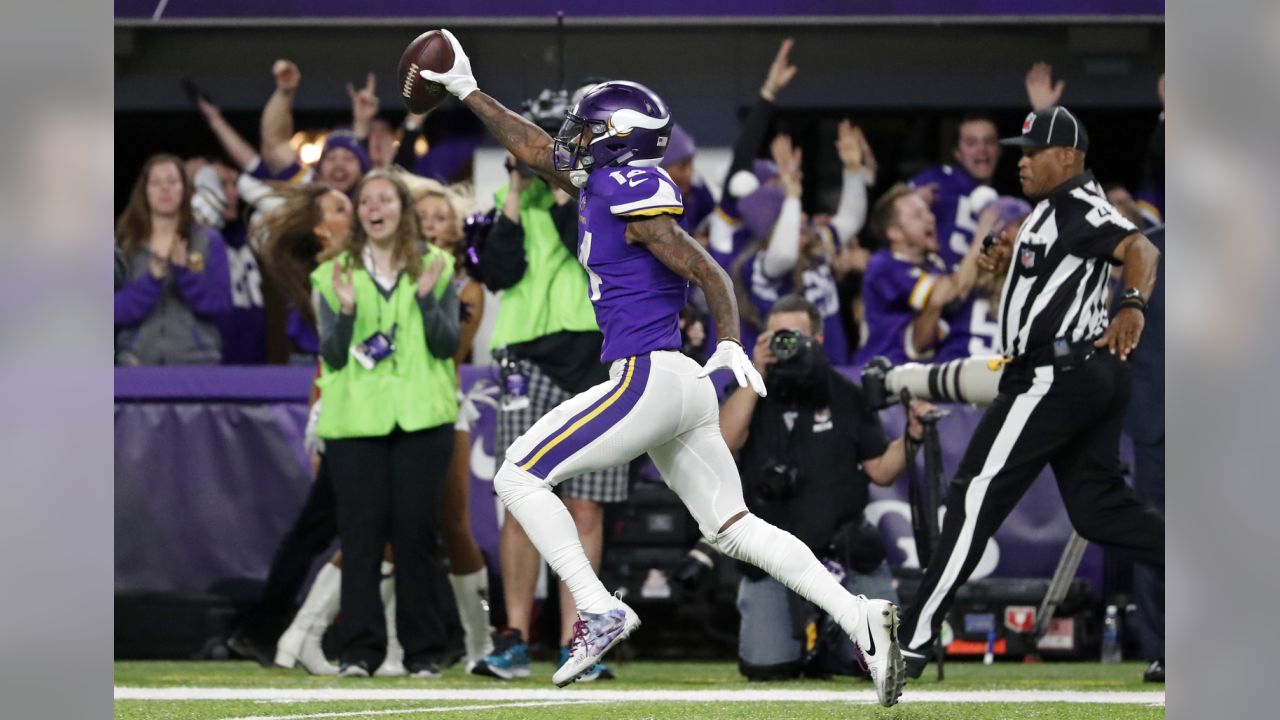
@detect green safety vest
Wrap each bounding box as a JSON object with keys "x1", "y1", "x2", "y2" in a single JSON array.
[
  {"x1": 489, "y1": 178, "x2": 598, "y2": 349},
  {"x1": 310, "y1": 246, "x2": 458, "y2": 439}
]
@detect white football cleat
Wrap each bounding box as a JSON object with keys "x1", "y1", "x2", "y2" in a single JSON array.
[
  {"x1": 853, "y1": 598, "x2": 905, "y2": 707},
  {"x1": 551, "y1": 599, "x2": 640, "y2": 687}
]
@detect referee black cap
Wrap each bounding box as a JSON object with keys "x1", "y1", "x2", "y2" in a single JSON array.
[{"x1": 1000, "y1": 106, "x2": 1089, "y2": 153}]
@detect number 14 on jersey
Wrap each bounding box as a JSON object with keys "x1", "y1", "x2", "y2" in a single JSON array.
[{"x1": 578, "y1": 230, "x2": 604, "y2": 301}]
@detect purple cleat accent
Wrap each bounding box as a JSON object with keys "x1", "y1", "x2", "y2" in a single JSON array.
[{"x1": 551, "y1": 600, "x2": 640, "y2": 687}]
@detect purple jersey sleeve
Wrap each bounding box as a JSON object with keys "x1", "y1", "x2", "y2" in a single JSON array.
[
  {"x1": 854, "y1": 251, "x2": 946, "y2": 367},
  {"x1": 114, "y1": 273, "x2": 163, "y2": 327},
  {"x1": 173, "y1": 228, "x2": 233, "y2": 318},
  {"x1": 867, "y1": 257, "x2": 941, "y2": 313},
  {"x1": 601, "y1": 167, "x2": 684, "y2": 219}
]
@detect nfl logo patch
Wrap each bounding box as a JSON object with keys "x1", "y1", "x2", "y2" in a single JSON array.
[
  {"x1": 1022, "y1": 112, "x2": 1036, "y2": 134},
  {"x1": 1020, "y1": 247, "x2": 1036, "y2": 269}
]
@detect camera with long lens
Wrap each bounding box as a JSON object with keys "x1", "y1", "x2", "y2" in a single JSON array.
[
  {"x1": 860, "y1": 355, "x2": 1006, "y2": 410},
  {"x1": 770, "y1": 328, "x2": 808, "y2": 363},
  {"x1": 768, "y1": 328, "x2": 821, "y2": 385}
]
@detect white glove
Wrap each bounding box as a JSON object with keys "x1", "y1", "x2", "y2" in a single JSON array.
[
  {"x1": 418, "y1": 29, "x2": 478, "y2": 101},
  {"x1": 191, "y1": 165, "x2": 227, "y2": 229},
  {"x1": 698, "y1": 340, "x2": 767, "y2": 397}
]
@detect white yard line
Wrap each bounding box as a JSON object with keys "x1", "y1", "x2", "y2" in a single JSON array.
[
  {"x1": 221, "y1": 700, "x2": 608, "y2": 720},
  {"x1": 115, "y1": 686, "x2": 1165, "y2": 706}
]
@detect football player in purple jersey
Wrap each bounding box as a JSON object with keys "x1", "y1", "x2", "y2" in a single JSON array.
[{"x1": 420, "y1": 30, "x2": 905, "y2": 705}]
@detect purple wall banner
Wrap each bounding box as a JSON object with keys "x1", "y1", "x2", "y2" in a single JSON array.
[
  {"x1": 115, "y1": 365, "x2": 1115, "y2": 595},
  {"x1": 116, "y1": 0, "x2": 1163, "y2": 22}
]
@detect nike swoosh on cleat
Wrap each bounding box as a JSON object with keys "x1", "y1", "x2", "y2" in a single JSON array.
[{"x1": 865, "y1": 618, "x2": 876, "y2": 656}]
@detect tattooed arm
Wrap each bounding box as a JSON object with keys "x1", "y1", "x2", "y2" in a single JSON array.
[
  {"x1": 462, "y1": 92, "x2": 578, "y2": 194},
  {"x1": 625, "y1": 214, "x2": 743, "y2": 346}
]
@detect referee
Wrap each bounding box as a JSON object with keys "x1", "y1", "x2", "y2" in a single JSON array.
[{"x1": 900, "y1": 106, "x2": 1165, "y2": 677}]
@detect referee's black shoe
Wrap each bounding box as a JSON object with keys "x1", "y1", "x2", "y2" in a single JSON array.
[
  {"x1": 903, "y1": 648, "x2": 929, "y2": 679},
  {"x1": 1143, "y1": 659, "x2": 1165, "y2": 683}
]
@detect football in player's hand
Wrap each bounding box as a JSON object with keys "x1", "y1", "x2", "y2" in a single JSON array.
[{"x1": 397, "y1": 30, "x2": 454, "y2": 113}]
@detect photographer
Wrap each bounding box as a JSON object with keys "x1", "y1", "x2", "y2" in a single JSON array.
[{"x1": 718, "y1": 294, "x2": 932, "y2": 680}]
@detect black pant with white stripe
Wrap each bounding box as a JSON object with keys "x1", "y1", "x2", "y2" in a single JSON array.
[{"x1": 899, "y1": 349, "x2": 1165, "y2": 654}]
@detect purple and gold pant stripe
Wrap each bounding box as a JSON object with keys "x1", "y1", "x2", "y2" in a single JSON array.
[{"x1": 515, "y1": 355, "x2": 651, "y2": 479}]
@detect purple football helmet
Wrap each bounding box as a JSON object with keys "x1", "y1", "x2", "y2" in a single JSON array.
[{"x1": 552, "y1": 80, "x2": 672, "y2": 188}]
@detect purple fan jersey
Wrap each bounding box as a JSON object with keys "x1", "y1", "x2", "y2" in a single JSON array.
[
  {"x1": 740, "y1": 249, "x2": 849, "y2": 366},
  {"x1": 213, "y1": 219, "x2": 267, "y2": 364},
  {"x1": 910, "y1": 164, "x2": 986, "y2": 267},
  {"x1": 911, "y1": 164, "x2": 1000, "y2": 358},
  {"x1": 853, "y1": 250, "x2": 952, "y2": 368},
  {"x1": 579, "y1": 166, "x2": 688, "y2": 362}
]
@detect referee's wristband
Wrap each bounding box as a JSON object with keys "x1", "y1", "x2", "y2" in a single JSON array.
[{"x1": 1117, "y1": 297, "x2": 1147, "y2": 313}]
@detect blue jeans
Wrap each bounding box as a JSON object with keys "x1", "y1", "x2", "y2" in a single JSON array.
[{"x1": 737, "y1": 560, "x2": 898, "y2": 677}]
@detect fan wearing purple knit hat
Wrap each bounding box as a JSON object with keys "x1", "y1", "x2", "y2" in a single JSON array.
[
  {"x1": 659, "y1": 124, "x2": 715, "y2": 237},
  {"x1": 727, "y1": 132, "x2": 872, "y2": 366},
  {"x1": 250, "y1": 59, "x2": 373, "y2": 196}
]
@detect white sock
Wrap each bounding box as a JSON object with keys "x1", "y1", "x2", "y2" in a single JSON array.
[
  {"x1": 494, "y1": 462, "x2": 614, "y2": 614},
  {"x1": 380, "y1": 567, "x2": 403, "y2": 666},
  {"x1": 448, "y1": 567, "x2": 494, "y2": 661},
  {"x1": 714, "y1": 514, "x2": 865, "y2": 634}
]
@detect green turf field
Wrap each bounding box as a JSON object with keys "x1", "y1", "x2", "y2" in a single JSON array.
[{"x1": 115, "y1": 660, "x2": 1165, "y2": 719}]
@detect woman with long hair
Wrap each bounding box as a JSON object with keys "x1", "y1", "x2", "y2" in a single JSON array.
[
  {"x1": 400, "y1": 173, "x2": 494, "y2": 671},
  {"x1": 311, "y1": 169, "x2": 460, "y2": 678},
  {"x1": 226, "y1": 183, "x2": 354, "y2": 677},
  {"x1": 257, "y1": 184, "x2": 354, "y2": 362},
  {"x1": 114, "y1": 154, "x2": 232, "y2": 364}
]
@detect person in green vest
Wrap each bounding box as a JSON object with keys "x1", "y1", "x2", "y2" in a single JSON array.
[
  {"x1": 468, "y1": 88, "x2": 627, "y2": 683},
  {"x1": 310, "y1": 170, "x2": 461, "y2": 678}
]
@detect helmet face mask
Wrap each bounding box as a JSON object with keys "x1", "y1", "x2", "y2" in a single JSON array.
[
  {"x1": 550, "y1": 81, "x2": 672, "y2": 187},
  {"x1": 552, "y1": 113, "x2": 606, "y2": 173}
]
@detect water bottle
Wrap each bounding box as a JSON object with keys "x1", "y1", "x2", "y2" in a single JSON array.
[{"x1": 1101, "y1": 604, "x2": 1123, "y2": 664}]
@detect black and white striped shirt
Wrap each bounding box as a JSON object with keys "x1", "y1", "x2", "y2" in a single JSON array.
[{"x1": 999, "y1": 171, "x2": 1138, "y2": 358}]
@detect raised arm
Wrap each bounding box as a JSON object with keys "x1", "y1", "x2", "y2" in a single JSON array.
[
  {"x1": 829, "y1": 120, "x2": 874, "y2": 243},
  {"x1": 348, "y1": 72, "x2": 380, "y2": 141},
  {"x1": 261, "y1": 60, "x2": 301, "y2": 172},
  {"x1": 196, "y1": 96, "x2": 258, "y2": 171},
  {"x1": 416, "y1": 30, "x2": 577, "y2": 194},
  {"x1": 1025, "y1": 62, "x2": 1066, "y2": 111},
  {"x1": 724, "y1": 38, "x2": 797, "y2": 192},
  {"x1": 393, "y1": 112, "x2": 428, "y2": 170},
  {"x1": 463, "y1": 91, "x2": 576, "y2": 194},
  {"x1": 759, "y1": 134, "x2": 803, "y2": 277}
]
